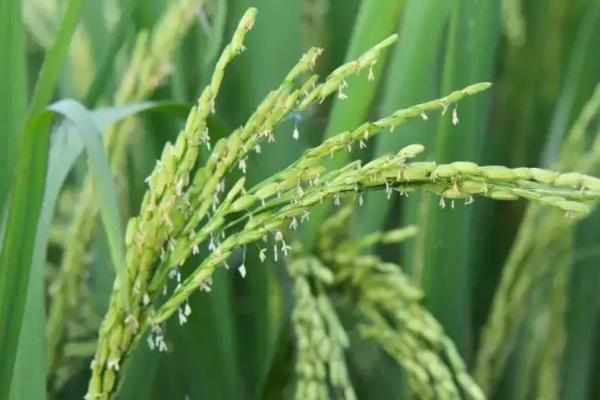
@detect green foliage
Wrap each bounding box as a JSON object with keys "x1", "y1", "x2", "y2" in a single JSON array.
[
  {"x1": 1, "y1": 0, "x2": 85, "y2": 397},
  {"x1": 0, "y1": 112, "x2": 51, "y2": 400},
  {"x1": 0, "y1": 0, "x2": 27, "y2": 211},
  {"x1": 474, "y1": 82, "x2": 600, "y2": 396},
  {"x1": 3, "y1": 1, "x2": 600, "y2": 399}
]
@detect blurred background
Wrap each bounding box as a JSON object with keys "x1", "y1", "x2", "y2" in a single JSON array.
[{"x1": 12, "y1": 0, "x2": 600, "y2": 399}]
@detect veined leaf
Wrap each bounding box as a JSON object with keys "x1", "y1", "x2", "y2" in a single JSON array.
[
  {"x1": 0, "y1": 112, "x2": 52, "y2": 400},
  {"x1": 226, "y1": 2, "x2": 301, "y2": 397},
  {"x1": 0, "y1": 0, "x2": 27, "y2": 212},
  {"x1": 11, "y1": 99, "x2": 190, "y2": 400},
  {"x1": 359, "y1": 0, "x2": 451, "y2": 236},
  {"x1": 417, "y1": 0, "x2": 499, "y2": 358},
  {"x1": 323, "y1": 0, "x2": 405, "y2": 148},
  {"x1": 303, "y1": 0, "x2": 405, "y2": 248},
  {"x1": 1, "y1": 0, "x2": 85, "y2": 397},
  {"x1": 202, "y1": 0, "x2": 228, "y2": 75},
  {"x1": 541, "y1": 2, "x2": 600, "y2": 167},
  {"x1": 48, "y1": 100, "x2": 127, "y2": 308},
  {"x1": 85, "y1": 0, "x2": 142, "y2": 107},
  {"x1": 29, "y1": 0, "x2": 85, "y2": 114},
  {"x1": 44, "y1": 100, "x2": 189, "y2": 306}
]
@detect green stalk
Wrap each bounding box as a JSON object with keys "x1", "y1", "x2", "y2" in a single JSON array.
[
  {"x1": 302, "y1": 0, "x2": 404, "y2": 248},
  {"x1": 358, "y1": 0, "x2": 451, "y2": 237},
  {"x1": 0, "y1": 113, "x2": 51, "y2": 400},
  {"x1": 0, "y1": 0, "x2": 27, "y2": 212},
  {"x1": 2, "y1": 1, "x2": 85, "y2": 398},
  {"x1": 415, "y1": 0, "x2": 499, "y2": 358}
]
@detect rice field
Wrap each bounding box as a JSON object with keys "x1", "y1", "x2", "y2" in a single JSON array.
[{"x1": 2, "y1": 0, "x2": 600, "y2": 399}]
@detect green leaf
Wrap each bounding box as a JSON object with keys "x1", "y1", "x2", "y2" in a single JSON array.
[
  {"x1": 48, "y1": 99, "x2": 128, "y2": 308},
  {"x1": 11, "y1": 101, "x2": 176, "y2": 400},
  {"x1": 323, "y1": 0, "x2": 405, "y2": 145},
  {"x1": 417, "y1": 0, "x2": 499, "y2": 358},
  {"x1": 85, "y1": 0, "x2": 141, "y2": 107},
  {"x1": 81, "y1": 0, "x2": 108, "y2": 67},
  {"x1": 0, "y1": 112, "x2": 52, "y2": 400},
  {"x1": 29, "y1": 0, "x2": 85, "y2": 114},
  {"x1": 1, "y1": 0, "x2": 85, "y2": 396},
  {"x1": 0, "y1": 0, "x2": 27, "y2": 216},
  {"x1": 11, "y1": 102, "x2": 189, "y2": 400},
  {"x1": 202, "y1": 0, "x2": 228, "y2": 75},
  {"x1": 303, "y1": 0, "x2": 405, "y2": 248},
  {"x1": 115, "y1": 345, "x2": 160, "y2": 400},
  {"x1": 225, "y1": 2, "x2": 302, "y2": 396},
  {"x1": 91, "y1": 101, "x2": 191, "y2": 129},
  {"x1": 148, "y1": 271, "x2": 243, "y2": 400},
  {"x1": 358, "y1": 0, "x2": 451, "y2": 236},
  {"x1": 30, "y1": 99, "x2": 188, "y2": 398},
  {"x1": 9, "y1": 120, "x2": 80, "y2": 400},
  {"x1": 562, "y1": 210, "x2": 600, "y2": 400},
  {"x1": 30, "y1": 103, "x2": 188, "y2": 227},
  {"x1": 326, "y1": 0, "x2": 362, "y2": 67},
  {"x1": 541, "y1": 2, "x2": 600, "y2": 167},
  {"x1": 550, "y1": 6, "x2": 600, "y2": 400}
]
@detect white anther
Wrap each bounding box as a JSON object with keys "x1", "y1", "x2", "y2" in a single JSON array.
[
  {"x1": 178, "y1": 308, "x2": 188, "y2": 325},
  {"x1": 301, "y1": 210, "x2": 310, "y2": 223},
  {"x1": 239, "y1": 158, "x2": 248, "y2": 174},
  {"x1": 238, "y1": 263, "x2": 247, "y2": 278},
  {"x1": 259, "y1": 248, "x2": 267, "y2": 262},
  {"x1": 452, "y1": 107, "x2": 459, "y2": 126}
]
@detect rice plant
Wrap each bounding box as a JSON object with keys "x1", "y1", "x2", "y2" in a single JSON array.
[{"x1": 2, "y1": 1, "x2": 600, "y2": 399}]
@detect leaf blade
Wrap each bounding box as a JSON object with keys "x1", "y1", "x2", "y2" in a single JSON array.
[
  {"x1": 358, "y1": 0, "x2": 452, "y2": 236},
  {"x1": 417, "y1": 0, "x2": 499, "y2": 357},
  {"x1": 0, "y1": 112, "x2": 52, "y2": 400},
  {"x1": 0, "y1": 0, "x2": 27, "y2": 215},
  {"x1": 29, "y1": 0, "x2": 85, "y2": 114},
  {"x1": 48, "y1": 99, "x2": 128, "y2": 308}
]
